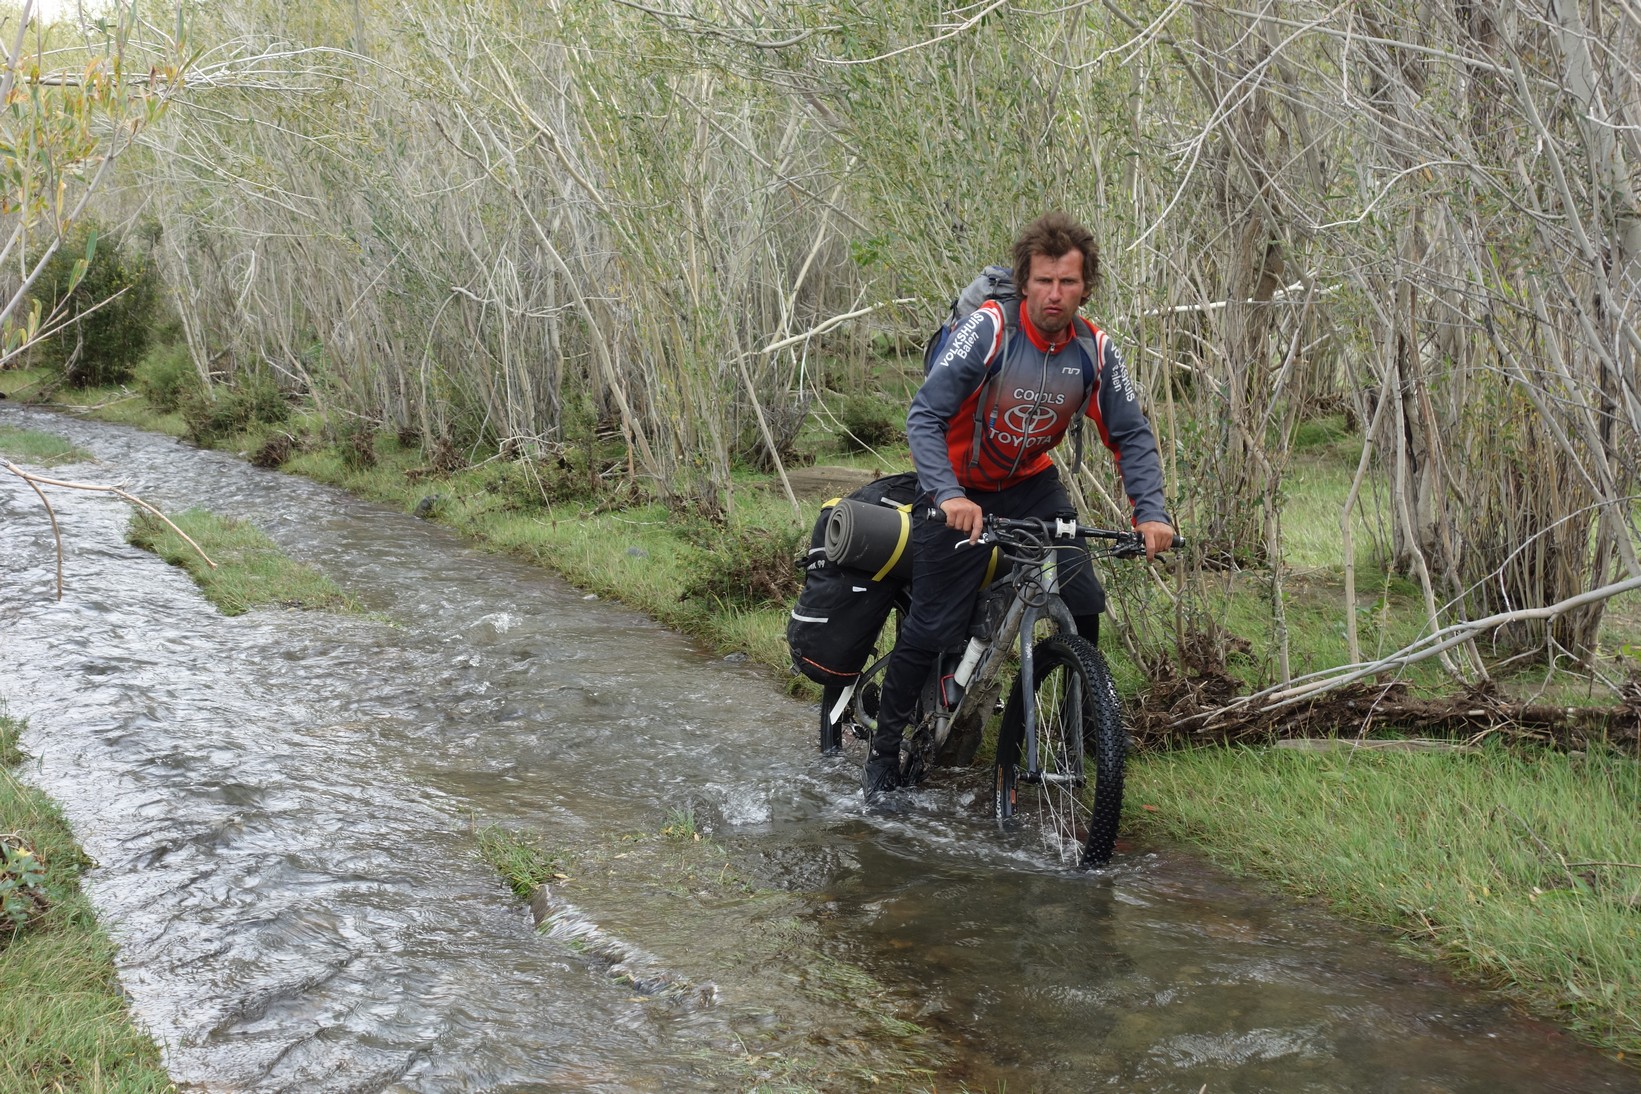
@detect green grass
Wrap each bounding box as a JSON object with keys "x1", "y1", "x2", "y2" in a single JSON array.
[
  {"x1": 126, "y1": 508, "x2": 359, "y2": 617},
  {"x1": 1127, "y1": 742, "x2": 1641, "y2": 1057},
  {"x1": 475, "y1": 824, "x2": 565, "y2": 900},
  {"x1": 660, "y1": 806, "x2": 699, "y2": 841},
  {"x1": 0, "y1": 423, "x2": 93, "y2": 466},
  {"x1": 1, "y1": 707, "x2": 176, "y2": 1092},
  {"x1": 0, "y1": 367, "x2": 57, "y2": 400},
  {"x1": 1280, "y1": 448, "x2": 1393, "y2": 573}
]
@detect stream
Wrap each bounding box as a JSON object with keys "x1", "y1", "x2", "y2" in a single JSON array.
[{"x1": 2, "y1": 405, "x2": 1635, "y2": 1093}]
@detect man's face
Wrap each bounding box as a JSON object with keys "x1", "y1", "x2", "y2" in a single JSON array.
[{"x1": 1022, "y1": 250, "x2": 1086, "y2": 337}]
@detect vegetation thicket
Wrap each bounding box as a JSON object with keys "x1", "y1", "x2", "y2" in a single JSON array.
[{"x1": 88, "y1": 0, "x2": 1635, "y2": 689}]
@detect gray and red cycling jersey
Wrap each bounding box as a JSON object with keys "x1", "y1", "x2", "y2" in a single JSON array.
[{"x1": 908, "y1": 299, "x2": 1170, "y2": 526}]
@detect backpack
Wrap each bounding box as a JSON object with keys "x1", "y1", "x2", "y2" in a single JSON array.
[
  {"x1": 921, "y1": 265, "x2": 1103, "y2": 474},
  {"x1": 786, "y1": 472, "x2": 921, "y2": 687}
]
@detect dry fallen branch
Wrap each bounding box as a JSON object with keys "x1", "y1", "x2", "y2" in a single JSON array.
[
  {"x1": 1133, "y1": 674, "x2": 1640, "y2": 753},
  {"x1": 1178, "y1": 575, "x2": 1641, "y2": 729},
  {"x1": 2, "y1": 460, "x2": 217, "y2": 601}
]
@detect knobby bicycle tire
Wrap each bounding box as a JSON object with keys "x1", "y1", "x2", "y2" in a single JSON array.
[{"x1": 993, "y1": 634, "x2": 1128, "y2": 867}]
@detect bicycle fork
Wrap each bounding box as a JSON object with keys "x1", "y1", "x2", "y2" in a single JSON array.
[{"x1": 1016, "y1": 548, "x2": 1079, "y2": 782}]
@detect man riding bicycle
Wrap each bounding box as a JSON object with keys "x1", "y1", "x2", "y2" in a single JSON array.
[{"x1": 863, "y1": 211, "x2": 1175, "y2": 802}]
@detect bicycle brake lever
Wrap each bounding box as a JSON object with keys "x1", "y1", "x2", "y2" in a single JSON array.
[{"x1": 1114, "y1": 534, "x2": 1147, "y2": 560}]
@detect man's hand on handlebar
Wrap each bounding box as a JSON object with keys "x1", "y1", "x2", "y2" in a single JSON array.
[
  {"x1": 1137, "y1": 520, "x2": 1175, "y2": 561},
  {"x1": 941, "y1": 496, "x2": 985, "y2": 544}
]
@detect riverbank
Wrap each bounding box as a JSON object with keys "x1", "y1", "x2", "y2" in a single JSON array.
[
  {"x1": 0, "y1": 708, "x2": 175, "y2": 1092},
  {"x1": 3, "y1": 377, "x2": 1636, "y2": 1064}
]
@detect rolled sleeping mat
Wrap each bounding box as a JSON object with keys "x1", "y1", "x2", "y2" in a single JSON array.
[{"x1": 824, "y1": 498, "x2": 913, "y2": 583}]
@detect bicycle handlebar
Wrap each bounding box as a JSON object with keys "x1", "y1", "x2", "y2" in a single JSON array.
[{"x1": 919, "y1": 506, "x2": 1184, "y2": 556}]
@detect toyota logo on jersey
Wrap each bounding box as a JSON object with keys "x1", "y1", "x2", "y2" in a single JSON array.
[{"x1": 1000, "y1": 403, "x2": 1058, "y2": 436}]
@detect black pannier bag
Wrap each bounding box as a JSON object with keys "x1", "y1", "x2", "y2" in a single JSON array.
[{"x1": 787, "y1": 472, "x2": 921, "y2": 687}]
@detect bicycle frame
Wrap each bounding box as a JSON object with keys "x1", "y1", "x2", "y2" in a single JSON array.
[
  {"x1": 946, "y1": 518, "x2": 1088, "y2": 778},
  {"x1": 833, "y1": 516, "x2": 1101, "y2": 776}
]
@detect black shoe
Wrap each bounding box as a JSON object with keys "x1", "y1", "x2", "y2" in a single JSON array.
[{"x1": 861, "y1": 750, "x2": 901, "y2": 802}]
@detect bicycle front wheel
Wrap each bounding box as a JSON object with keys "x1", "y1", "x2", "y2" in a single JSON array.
[{"x1": 993, "y1": 634, "x2": 1127, "y2": 867}]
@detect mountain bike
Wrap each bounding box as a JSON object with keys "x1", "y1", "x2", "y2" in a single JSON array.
[{"x1": 819, "y1": 511, "x2": 1174, "y2": 867}]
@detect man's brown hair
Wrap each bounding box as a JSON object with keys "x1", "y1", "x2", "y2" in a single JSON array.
[{"x1": 1012, "y1": 212, "x2": 1100, "y2": 303}]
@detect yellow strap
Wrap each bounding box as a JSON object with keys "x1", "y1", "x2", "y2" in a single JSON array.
[
  {"x1": 981, "y1": 545, "x2": 1000, "y2": 588},
  {"x1": 871, "y1": 509, "x2": 911, "y2": 582}
]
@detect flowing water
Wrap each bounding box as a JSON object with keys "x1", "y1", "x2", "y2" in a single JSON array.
[{"x1": 2, "y1": 406, "x2": 1635, "y2": 1093}]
